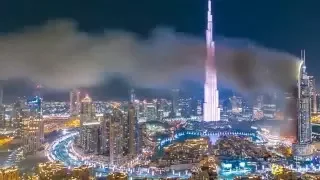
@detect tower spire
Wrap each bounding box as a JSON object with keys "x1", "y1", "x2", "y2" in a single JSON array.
[
  {"x1": 301, "y1": 49, "x2": 306, "y2": 73},
  {"x1": 203, "y1": 0, "x2": 220, "y2": 122},
  {"x1": 304, "y1": 49, "x2": 306, "y2": 66},
  {"x1": 206, "y1": 0, "x2": 213, "y2": 44}
]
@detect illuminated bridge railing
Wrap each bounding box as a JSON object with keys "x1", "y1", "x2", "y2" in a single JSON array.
[{"x1": 159, "y1": 130, "x2": 257, "y2": 146}]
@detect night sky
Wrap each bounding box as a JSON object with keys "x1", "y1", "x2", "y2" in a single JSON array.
[{"x1": 0, "y1": 0, "x2": 319, "y2": 101}]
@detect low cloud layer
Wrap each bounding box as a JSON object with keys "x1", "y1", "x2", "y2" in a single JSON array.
[{"x1": 0, "y1": 20, "x2": 301, "y2": 93}]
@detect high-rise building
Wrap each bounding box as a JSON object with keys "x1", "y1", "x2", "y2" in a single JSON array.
[
  {"x1": 80, "y1": 121, "x2": 100, "y2": 153},
  {"x1": 79, "y1": 94, "x2": 95, "y2": 149},
  {"x1": 22, "y1": 117, "x2": 44, "y2": 154},
  {"x1": 27, "y1": 96, "x2": 42, "y2": 118},
  {"x1": 0, "y1": 106, "x2": 4, "y2": 128},
  {"x1": 292, "y1": 50, "x2": 313, "y2": 161},
  {"x1": 11, "y1": 100, "x2": 25, "y2": 137},
  {"x1": 309, "y1": 76, "x2": 317, "y2": 113},
  {"x1": 97, "y1": 110, "x2": 127, "y2": 158},
  {"x1": 76, "y1": 91, "x2": 80, "y2": 113},
  {"x1": 108, "y1": 109, "x2": 125, "y2": 165},
  {"x1": 70, "y1": 89, "x2": 81, "y2": 116},
  {"x1": 0, "y1": 82, "x2": 3, "y2": 108},
  {"x1": 0, "y1": 83, "x2": 4, "y2": 128},
  {"x1": 99, "y1": 115, "x2": 109, "y2": 155},
  {"x1": 125, "y1": 103, "x2": 139, "y2": 157},
  {"x1": 203, "y1": 0, "x2": 220, "y2": 122},
  {"x1": 70, "y1": 90, "x2": 75, "y2": 115},
  {"x1": 80, "y1": 94, "x2": 93, "y2": 126},
  {"x1": 145, "y1": 102, "x2": 157, "y2": 121},
  {"x1": 297, "y1": 50, "x2": 312, "y2": 144},
  {"x1": 171, "y1": 89, "x2": 179, "y2": 117},
  {"x1": 130, "y1": 89, "x2": 135, "y2": 103},
  {"x1": 262, "y1": 94, "x2": 277, "y2": 119},
  {"x1": 156, "y1": 100, "x2": 163, "y2": 121},
  {"x1": 22, "y1": 96, "x2": 44, "y2": 154},
  {"x1": 230, "y1": 96, "x2": 242, "y2": 114}
]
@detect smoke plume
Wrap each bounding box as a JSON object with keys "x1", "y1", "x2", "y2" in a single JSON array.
[
  {"x1": 0, "y1": 20, "x2": 301, "y2": 92},
  {"x1": 215, "y1": 38, "x2": 301, "y2": 94}
]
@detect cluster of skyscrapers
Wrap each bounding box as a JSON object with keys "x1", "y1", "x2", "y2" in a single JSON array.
[
  {"x1": 2, "y1": 95, "x2": 45, "y2": 155},
  {"x1": 76, "y1": 91, "x2": 140, "y2": 165}
]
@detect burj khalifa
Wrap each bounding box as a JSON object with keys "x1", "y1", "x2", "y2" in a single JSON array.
[{"x1": 203, "y1": 0, "x2": 220, "y2": 122}]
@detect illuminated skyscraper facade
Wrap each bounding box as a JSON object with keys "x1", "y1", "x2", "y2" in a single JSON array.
[
  {"x1": 171, "y1": 89, "x2": 179, "y2": 117},
  {"x1": 70, "y1": 89, "x2": 81, "y2": 116},
  {"x1": 108, "y1": 109, "x2": 125, "y2": 165},
  {"x1": 22, "y1": 96, "x2": 44, "y2": 154},
  {"x1": 130, "y1": 89, "x2": 135, "y2": 103},
  {"x1": 125, "y1": 103, "x2": 138, "y2": 156},
  {"x1": 293, "y1": 50, "x2": 313, "y2": 160},
  {"x1": 80, "y1": 121, "x2": 100, "y2": 153},
  {"x1": 0, "y1": 83, "x2": 4, "y2": 128},
  {"x1": 11, "y1": 100, "x2": 26, "y2": 137},
  {"x1": 203, "y1": 0, "x2": 220, "y2": 122},
  {"x1": 309, "y1": 76, "x2": 317, "y2": 113},
  {"x1": 145, "y1": 103, "x2": 157, "y2": 121},
  {"x1": 80, "y1": 94, "x2": 93, "y2": 126},
  {"x1": 22, "y1": 118, "x2": 44, "y2": 154}
]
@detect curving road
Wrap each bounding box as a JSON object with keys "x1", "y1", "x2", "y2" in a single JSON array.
[{"x1": 46, "y1": 131, "x2": 191, "y2": 178}]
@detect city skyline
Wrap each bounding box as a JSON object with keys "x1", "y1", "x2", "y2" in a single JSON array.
[{"x1": 0, "y1": 0, "x2": 319, "y2": 179}]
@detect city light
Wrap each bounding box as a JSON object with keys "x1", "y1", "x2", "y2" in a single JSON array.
[{"x1": 0, "y1": 0, "x2": 318, "y2": 179}]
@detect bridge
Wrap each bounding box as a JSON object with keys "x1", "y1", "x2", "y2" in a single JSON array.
[{"x1": 159, "y1": 130, "x2": 259, "y2": 146}]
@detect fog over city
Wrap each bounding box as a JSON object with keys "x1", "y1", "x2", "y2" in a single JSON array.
[{"x1": 0, "y1": 20, "x2": 301, "y2": 94}]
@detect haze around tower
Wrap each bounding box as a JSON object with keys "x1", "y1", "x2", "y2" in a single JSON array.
[{"x1": 0, "y1": 20, "x2": 301, "y2": 94}]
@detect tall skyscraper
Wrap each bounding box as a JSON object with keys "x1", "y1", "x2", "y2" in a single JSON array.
[
  {"x1": 309, "y1": 76, "x2": 317, "y2": 113},
  {"x1": 0, "y1": 81, "x2": 3, "y2": 106},
  {"x1": 130, "y1": 89, "x2": 136, "y2": 103},
  {"x1": 80, "y1": 121, "x2": 100, "y2": 153},
  {"x1": 293, "y1": 50, "x2": 313, "y2": 161},
  {"x1": 70, "y1": 90, "x2": 75, "y2": 115},
  {"x1": 145, "y1": 103, "x2": 157, "y2": 121},
  {"x1": 0, "y1": 105, "x2": 4, "y2": 128},
  {"x1": 22, "y1": 118, "x2": 44, "y2": 154},
  {"x1": 11, "y1": 100, "x2": 25, "y2": 137},
  {"x1": 171, "y1": 89, "x2": 179, "y2": 117},
  {"x1": 99, "y1": 115, "x2": 109, "y2": 155},
  {"x1": 80, "y1": 94, "x2": 93, "y2": 126},
  {"x1": 0, "y1": 81, "x2": 4, "y2": 128},
  {"x1": 203, "y1": 0, "x2": 220, "y2": 122},
  {"x1": 297, "y1": 50, "x2": 312, "y2": 144},
  {"x1": 27, "y1": 96, "x2": 42, "y2": 118},
  {"x1": 70, "y1": 89, "x2": 81, "y2": 116},
  {"x1": 108, "y1": 109, "x2": 125, "y2": 165},
  {"x1": 23, "y1": 96, "x2": 44, "y2": 154},
  {"x1": 126, "y1": 103, "x2": 138, "y2": 157}
]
